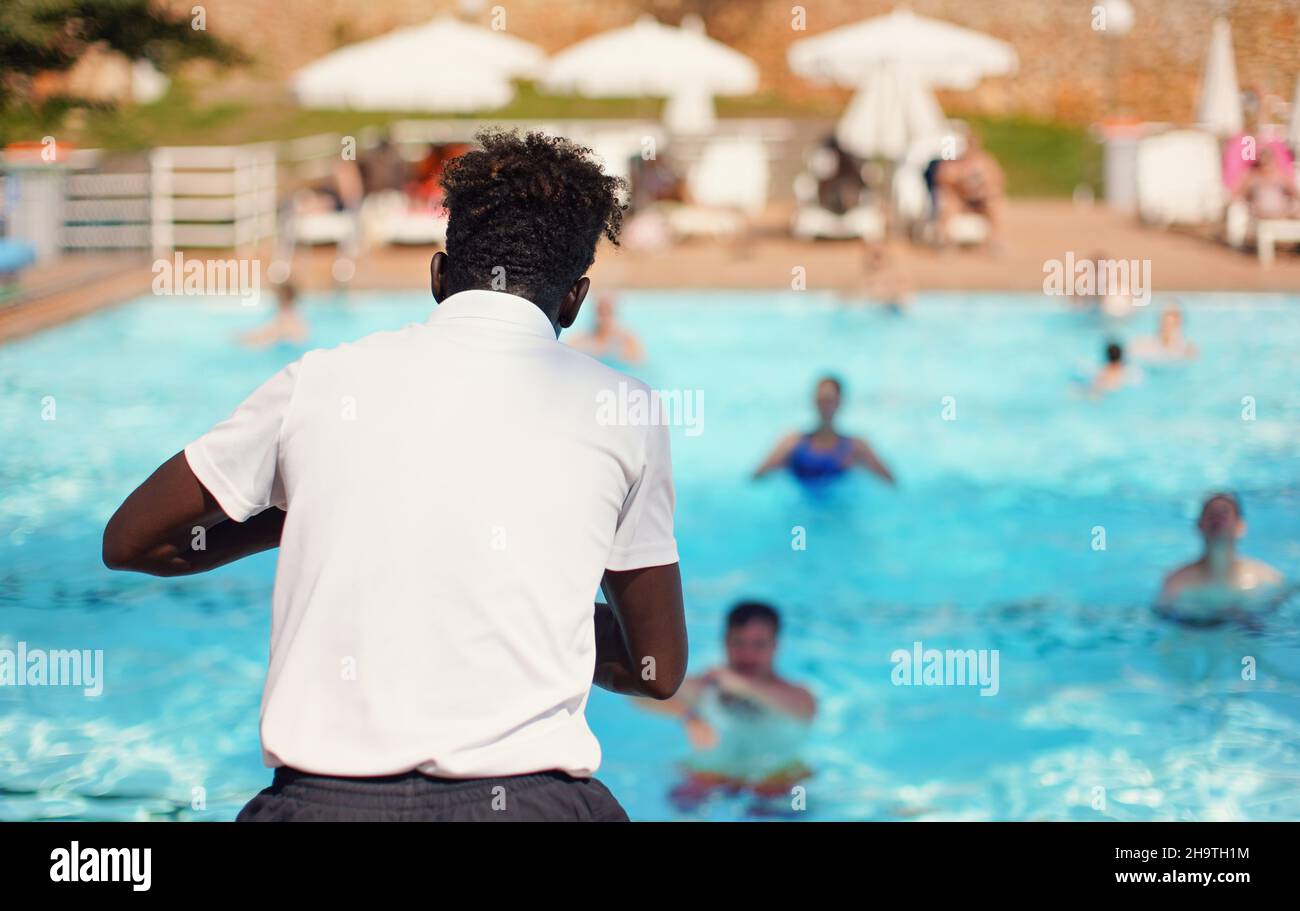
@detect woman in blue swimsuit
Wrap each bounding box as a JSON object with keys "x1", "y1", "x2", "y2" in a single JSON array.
[{"x1": 753, "y1": 376, "x2": 895, "y2": 486}]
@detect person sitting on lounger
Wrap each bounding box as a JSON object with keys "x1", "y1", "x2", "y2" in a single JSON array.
[
  {"x1": 810, "y1": 135, "x2": 867, "y2": 216},
  {"x1": 359, "y1": 134, "x2": 409, "y2": 197},
  {"x1": 1233, "y1": 147, "x2": 1300, "y2": 220},
  {"x1": 934, "y1": 131, "x2": 1005, "y2": 251}
]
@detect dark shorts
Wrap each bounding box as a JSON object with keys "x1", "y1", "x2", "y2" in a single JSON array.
[{"x1": 237, "y1": 767, "x2": 630, "y2": 822}]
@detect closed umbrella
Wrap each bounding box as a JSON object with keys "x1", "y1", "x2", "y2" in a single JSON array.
[
  {"x1": 1195, "y1": 18, "x2": 1243, "y2": 137},
  {"x1": 542, "y1": 14, "x2": 758, "y2": 135},
  {"x1": 835, "y1": 63, "x2": 947, "y2": 160},
  {"x1": 292, "y1": 15, "x2": 544, "y2": 112},
  {"x1": 663, "y1": 86, "x2": 718, "y2": 135}
]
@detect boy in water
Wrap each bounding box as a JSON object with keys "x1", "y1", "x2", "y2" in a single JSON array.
[
  {"x1": 642, "y1": 601, "x2": 815, "y2": 810},
  {"x1": 1091, "y1": 340, "x2": 1140, "y2": 395}
]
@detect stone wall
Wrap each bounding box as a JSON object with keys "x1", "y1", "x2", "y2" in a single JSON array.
[{"x1": 165, "y1": 0, "x2": 1300, "y2": 125}]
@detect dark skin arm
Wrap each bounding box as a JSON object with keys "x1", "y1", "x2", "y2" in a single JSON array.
[
  {"x1": 103, "y1": 451, "x2": 285, "y2": 576},
  {"x1": 594, "y1": 563, "x2": 688, "y2": 700}
]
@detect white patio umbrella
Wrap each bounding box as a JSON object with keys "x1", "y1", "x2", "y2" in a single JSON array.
[
  {"x1": 835, "y1": 63, "x2": 947, "y2": 160},
  {"x1": 1195, "y1": 17, "x2": 1243, "y2": 137},
  {"x1": 787, "y1": 6, "x2": 1018, "y2": 91},
  {"x1": 541, "y1": 14, "x2": 758, "y2": 135},
  {"x1": 292, "y1": 15, "x2": 544, "y2": 112}
]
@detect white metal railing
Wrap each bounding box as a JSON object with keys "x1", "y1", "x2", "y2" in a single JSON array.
[
  {"x1": 63, "y1": 171, "x2": 151, "y2": 250},
  {"x1": 149, "y1": 143, "x2": 277, "y2": 255},
  {"x1": 3, "y1": 142, "x2": 280, "y2": 256}
]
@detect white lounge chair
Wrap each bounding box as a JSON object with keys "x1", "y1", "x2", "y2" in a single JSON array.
[
  {"x1": 790, "y1": 172, "x2": 885, "y2": 241},
  {"x1": 292, "y1": 210, "x2": 357, "y2": 246},
  {"x1": 1225, "y1": 199, "x2": 1300, "y2": 267},
  {"x1": 667, "y1": 136, "x2": 769, "y2": 240},
  {"x1": 288, "y1": 186, "x2": 360, "y2": 249}
]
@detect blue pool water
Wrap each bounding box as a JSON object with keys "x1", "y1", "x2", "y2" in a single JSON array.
[{"x1": 1, "y1": 289, "x2": 1299, "y2": 821}]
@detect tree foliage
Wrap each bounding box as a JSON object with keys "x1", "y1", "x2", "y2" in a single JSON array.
[{"x1": 0, "y1": 0, "x2": 243, "y2": 103}]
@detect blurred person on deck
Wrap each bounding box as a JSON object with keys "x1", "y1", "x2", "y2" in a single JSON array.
[{"x1": 933, "y1": 131, "x2": 1005, "y2": 251}]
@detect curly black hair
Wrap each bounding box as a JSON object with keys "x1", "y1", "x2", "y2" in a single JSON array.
[{"x1": 439, "y1": 129, "x2": 626, "y2": 313}]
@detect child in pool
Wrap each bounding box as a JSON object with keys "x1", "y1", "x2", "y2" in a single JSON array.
[
  {"x1": 1090, "y1": 340, "x2": 1141, "y2": 395},
  {"x1": 639, "y1": 601, "x2": 816, "y2": 811}
]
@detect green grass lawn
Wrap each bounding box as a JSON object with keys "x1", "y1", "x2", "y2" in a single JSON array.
[{"x1": 964, "y1": 114, "x2": 1102, "y2": 198}]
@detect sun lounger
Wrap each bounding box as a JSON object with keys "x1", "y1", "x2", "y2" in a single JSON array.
[
  {"x1": 292, "y1": 210, "x2": 358, "y2": 246},
  {"x1": 358, "y1": 191, "x2": 447, "y2": 247},
  {"x1": 1225, "y1": 199, "x2": 1300, "y2": 267},
  {"x1": 668, "y1": 137, "x2": 770, "y2": 240},
  {"x1": 1255, "y1": 219, "x2": 1300, "y2": 267},
  {"x1": 790, "y1": 172, "x2": 885, "y2": 241},
  {"x1": 945, "y1": 212, "x2": 990, "y2": 246}
]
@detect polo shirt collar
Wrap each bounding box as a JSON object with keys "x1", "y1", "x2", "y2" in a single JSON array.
[{"x1": 429, "y1": 289, "x2": 557, "y2": 339}]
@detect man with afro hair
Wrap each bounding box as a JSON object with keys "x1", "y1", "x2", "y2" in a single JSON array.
[{"x1": 104, "y1": 130, "x2": 687, "y2": 821}]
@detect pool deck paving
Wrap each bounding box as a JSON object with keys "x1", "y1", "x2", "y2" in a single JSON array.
[{"x1": 3, "y1": 199, "x2": 1299, "y2": 343}]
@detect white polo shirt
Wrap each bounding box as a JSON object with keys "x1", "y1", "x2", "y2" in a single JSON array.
[{"x1": 184, "y1": 290, "x2": 677, "y2": 778}]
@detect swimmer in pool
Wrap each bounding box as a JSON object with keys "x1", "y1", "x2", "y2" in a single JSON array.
[
  {"x1": 240, "y1": 281, "x2": 308, "y2": 348},
  {"x1": 1130, "y1": 304, "x2": 1198, "y2": 362},
  {"x1": 1090, "y1": 340, "x2": 1140, "y2": 395},
  {"x1": 1157, "y1": 493, "x2": 1285, "y2": 623},
  {"x1": 565, "y1": 292, "x2": 645, "y2": 365},
  {"x1": 640, "y1": 601, "x2": 815, "y2": 810},
  {"x1": 753, "y1": 376, "x2": 895, "y2": 486}
]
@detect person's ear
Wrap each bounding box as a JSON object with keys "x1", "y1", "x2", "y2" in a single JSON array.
[
  {"x1": 1237, "y1": 519, "x2": 1247, "y2": 539},
  {"x1": 430, "y1": 251, "x2": 449, "y2": 303},
  {"x1": 557, "y1": 276, "x2": 591, "y2": 331}
]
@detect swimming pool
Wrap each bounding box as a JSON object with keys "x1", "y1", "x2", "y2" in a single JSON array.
[{"x1": 2, "y1": 289, "x2": 1298, "y2": 821}]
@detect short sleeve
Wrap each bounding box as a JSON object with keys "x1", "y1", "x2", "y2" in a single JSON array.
[
  {"x1": 607, "y1": 418, "x2": 679, "y2": 571},
  {"x1": 184, "y1": 362, "x2": 299, "y2": 522}
]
